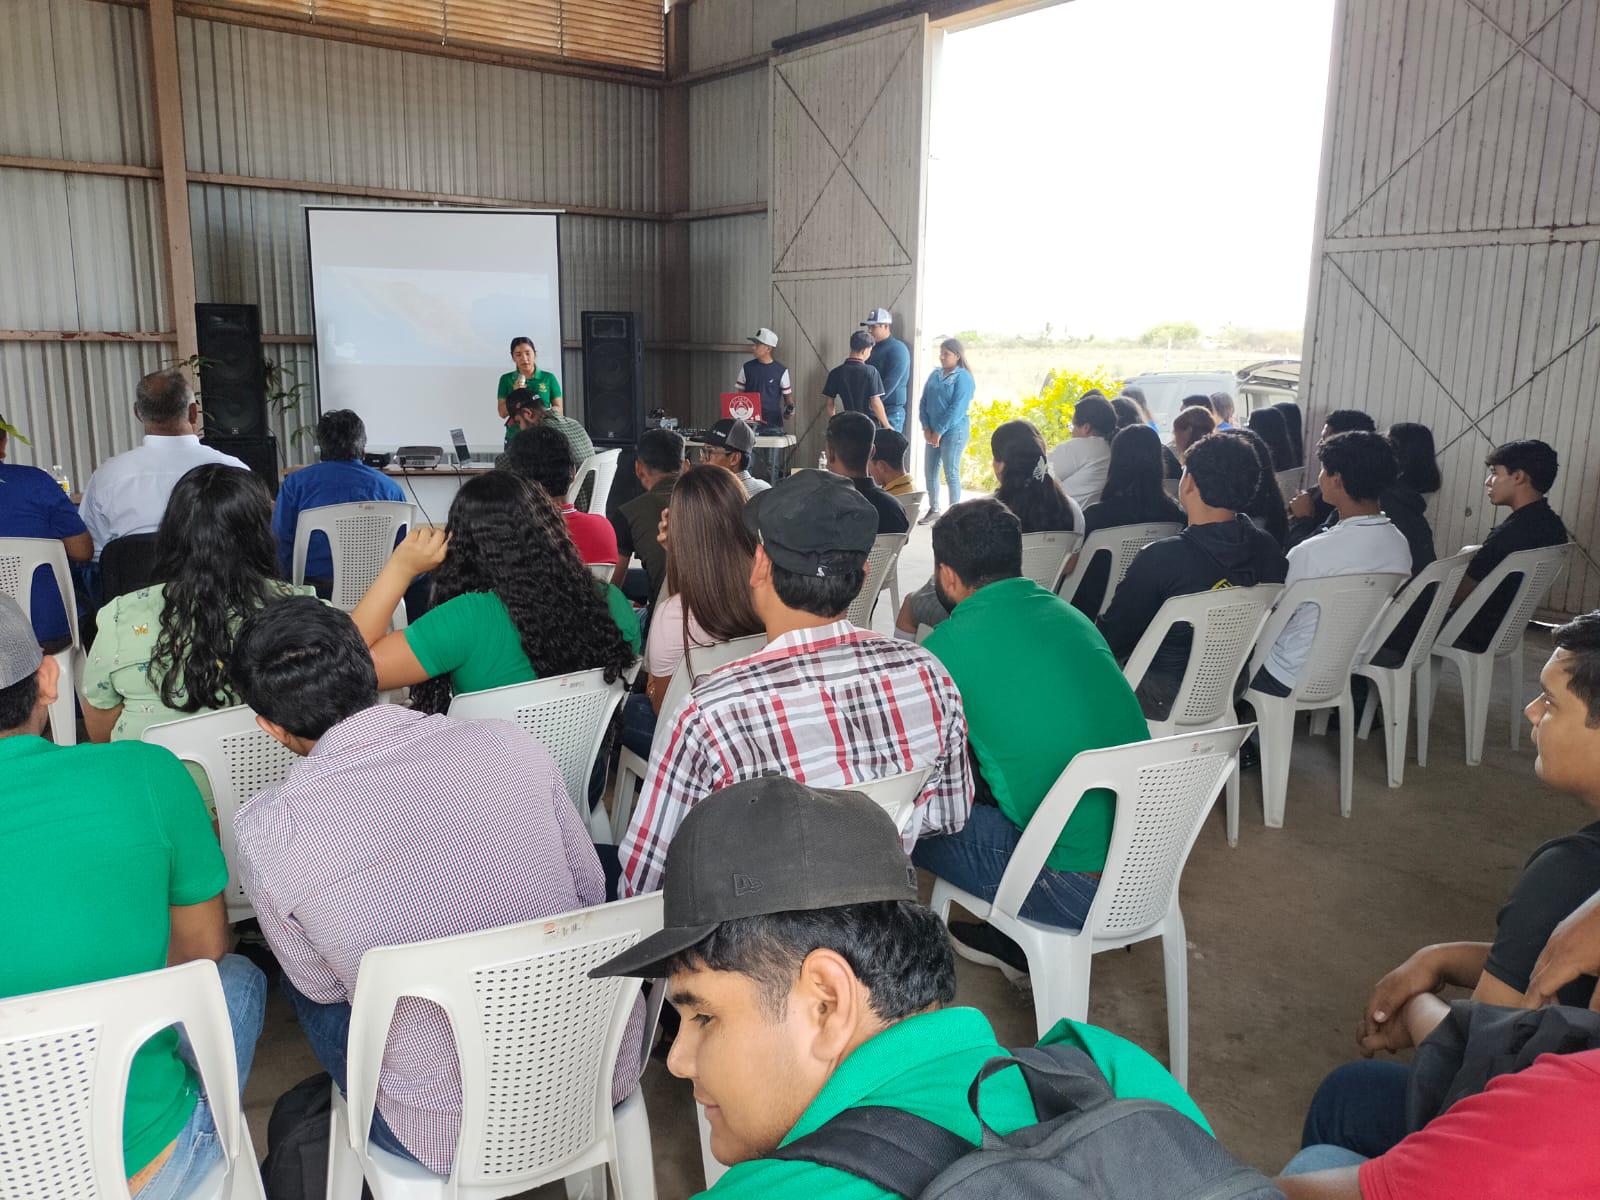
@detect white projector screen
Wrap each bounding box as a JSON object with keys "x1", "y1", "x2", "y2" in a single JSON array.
[{"x1": 306, "y1": 207, "x2": 563, "y2": 451}]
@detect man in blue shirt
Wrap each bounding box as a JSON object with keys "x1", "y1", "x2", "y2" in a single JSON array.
[
  {"x1": 0, "y1": 416, "x2": 91, "y2": 649},
  {"x1": 272, "y1": 410, "x2": 406, "y2": 585},
  {"x1": 863, "y1": 307, "x2": 911, "y2": 434}
]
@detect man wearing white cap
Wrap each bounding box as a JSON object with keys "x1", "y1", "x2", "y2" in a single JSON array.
[
  {"x1": 863, "y1": 307, "x2": 912, "y2": 434},
  {"x1": 735, "y1": 327, "x2": 793, "y2": 433}
]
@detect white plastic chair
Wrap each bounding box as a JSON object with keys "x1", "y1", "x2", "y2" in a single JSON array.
[
  {"x1": 1425, "y1": 543, "x2": 1571, "y2": 766},
  {"x1": 328, "y1": 893, "x2": 661, "y2": 1200},
  {"x1": 610, "y1": 634, "x2": 767, "y2": 842},
  {"x1": 588, "y1": 562, "x2": 618, "y2": 583},
  {"x1": 896, "y1": 489, "x2": 925, "y2": 526},
  {"x1": 847, "y1": 532, "x2": 908, "y2": 630},
  {"x1": 571, "y1": 449, "x2": 621, "y2": 515},
  {"x1": 0, "y1": 959, "x2": 264, "y2": 1200},
  {"x1": 1353, "y1": 550, "x2": 1475, "y2": 786},
  {"x1": 291, "y1": 501, "x2": 414, "y2": 629},
  {"x1": 1019, "y1": 530, "x2": 1084, "y2": 594},
  {"x1": 447, "y1": 669, "x2": 626, "y2": 844},
  {"x1": 1055, "y1": 523, "x2": 1182, "y2": 616},
  {"x1": 840, "y1": 766, "x2": 934, "y2": 840},
  {"x1": 1120, "y1": 584, "x2": 1282, "y2": 846},
  {"x1": 1244, "y1": 572, "x2": 1406, "y2": 827},
  {"x1": 929, "y1": 726, "x2": 1252, "y2": 1088},
  {"x1": 144, "y1": 704, "x2": 297, "y2": 925},
  {"x1": 0, "y1": 536, "x2": 80, "y2": 746}
]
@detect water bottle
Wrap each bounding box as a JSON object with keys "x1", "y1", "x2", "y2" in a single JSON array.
[{"x1": 49, "y1": 464, "x2": 70, "y2": 494}]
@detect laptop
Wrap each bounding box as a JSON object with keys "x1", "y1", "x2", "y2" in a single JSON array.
[{"x1": 449, "y1": 428, "x2": 496, "y2": 467}]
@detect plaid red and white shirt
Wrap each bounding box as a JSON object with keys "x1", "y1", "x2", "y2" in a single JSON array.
[
  {"x1": 236, "y1": 704, "x2": 642, "y2": 1175},
  {"x1": 620, "y1": 621, "x2": 972, "y2": 895}
]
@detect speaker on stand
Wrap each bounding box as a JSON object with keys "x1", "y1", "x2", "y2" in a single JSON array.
[{"x1": 581, "y1": 311, "x2": 645, "y2": 448}]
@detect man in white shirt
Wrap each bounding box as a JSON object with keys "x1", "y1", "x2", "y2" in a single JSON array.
[
  {"x1": 78, "y1": 369, "x2": 248, "y2": 558},
  {"x1": 1048, "y1": 393, "x2": 1116, "y2": 507},
  {"x1": 1255, "y1": 430, "x2": 1412, "y2": 694}
]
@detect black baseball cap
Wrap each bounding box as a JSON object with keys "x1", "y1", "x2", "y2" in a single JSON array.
[
  {"x1": 591, "y1": 775, "x2": 918, "y2": 979},
  {"x1": 743, "y1": 469, "x2": 877, "y2": 577},
  {"x1": 703, "y1": 418, "x2": 756, "y2": 455},
  {"x1": 505, "y1": 387, "x2": 540, "y2": 416}
]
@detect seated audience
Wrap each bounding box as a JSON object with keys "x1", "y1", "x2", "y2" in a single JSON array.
[
  {"x1": 230, "y1": 598, "x2": 642, "y2": 1177},
  {"x1": 1380, "y1": 420, "x2": 1440, "y2": 574},
  {"x1": 502, "y1": 424, "x2": 619, "y2": 566},
  {"x1": 271, "y1": 409, "x2": 404, "y2": 584},
  {"x1": 352, "y1": 471, "x2": 637, "y2": 711},
  {"x1": 1115, "y1": 391, "x2": 1159, "y2": 431},
  {"x1": 826, "y1": 411, "x2": 910, "y2": 534},
  {"x1": 1048, "y1": 393, "x2": 1116, "y2": 506},
  {"x1": 1211, "y1": 391, "x2": 1236, "y2": 429},
  {"x1": 1222, "y1": 426, "x2": 1291, "y2": 545},
  {"x1": 868, "y1": 427, "x2": 914, "y2": 495},
  {"x1": 1251, "y1": 431, "x2": 1411, "y2": 697},
  {"x1": 1450, "y1": 438, "x2": 1566, "y2": 652},
  {"x1": 1272, "y1": 400, "x2": 1306, "y2": 469},
  {"x1": 1069, "y1": 424, "x2": 1184, "y2": 618},
  {"x1": 610, "y1": 427, "x2": 684, "y2": 603},
  {"x1": 1170, "y1": 406, "x2": 1217, "y2": 462},
  {"x1": 596, "y1": 777, "x2": 1210, "y2": 1189},
  {"x1": 620, "y1": 464, "x2": 762, "y2": 761},
  {"x1": 1286, "y1": 408, "x2": 1377, "y2": 546},
  {"x1": 619, "y1": 470, "x2": 971, "y2": 895},
  {"x1": 499, "y1": 384, "x2": 594, "y2": 469},
  {"x1": 1098, "y1": 434, "x2": 1288, "y2": 720},
  {"x1": 0, "y1": 594, "x2": 266, "y2": 1199},
  {"x1": 78, "y1": 368, "x2": 247, "y2": 558},
  {"x1": 912, "y1": 500, "x2": 1150, "y2": 983},
  {"x1": 699, "y1": 417, "x2": 770, "y2": 496},
  {"x1": 1300, "y1": 611, "x2": 1600, "y2": 1160},
  {"x1": 0, "y1": 413, "x2": 91, "y2": 650},
  {"x1": 1245, "y1": 405, "x2": 1295, "y2": 472}
]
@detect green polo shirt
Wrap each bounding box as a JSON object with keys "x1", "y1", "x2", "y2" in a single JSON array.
[
  {"x1": 498, "y1": 369, "x2": 563, "y2": 443},
  {"x1": 404, "y1": 585, "x2": 640, "y2": 696},
  {"x1": 923, "y1": 577, "x2": 1149, "y2": 874},
  {"x1": 0, "y1": 736, "x2": 228, "y2": 1176},
  {"x1": 706, "y1": 1007, "x2": 1208, "y2": 1199}
]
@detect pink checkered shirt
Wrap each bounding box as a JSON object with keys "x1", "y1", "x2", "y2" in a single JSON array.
[
  {"x1": 236, "y1": 704, "x2": 643, "y2": 1176},
  {"x1": 620, "y1": 621, "x2": 972, "y2": 895}
]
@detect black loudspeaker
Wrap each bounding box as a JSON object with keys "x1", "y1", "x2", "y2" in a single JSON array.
[
  {"x1": 195, "y1": 303, "x2": 269, "y2": 437},
  {"x1": 581, "y1": 310, "x2": 645, "y2": 448},
  {"x1": 203, "y1": 434, "x2": 279, "y2": 494}
]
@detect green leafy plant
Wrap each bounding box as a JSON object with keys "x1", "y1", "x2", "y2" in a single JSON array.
[
  {"x1": 960, "y1": 366, "x2": 1122, "y2": 493},
  {"x1": 0, "y1": 415, "x2": 30, "y2": 445}
]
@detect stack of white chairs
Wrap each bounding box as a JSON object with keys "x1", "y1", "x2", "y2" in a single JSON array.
[{"x1": 0, "y1": 536, "x2": 80, "y2": 745}]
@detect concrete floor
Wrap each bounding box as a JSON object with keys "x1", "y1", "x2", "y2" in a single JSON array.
[{"x1": 239, "y1": 520, "x2": 1585, "y2": 1194}]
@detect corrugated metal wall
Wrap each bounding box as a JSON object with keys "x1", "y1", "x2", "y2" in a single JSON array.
[
  {"x1": 683, "y1": 0, "x2": 889, "y2": 73},
  {"x1": 1302, "y1": 0, "x2": 1600, "y2": 615}
]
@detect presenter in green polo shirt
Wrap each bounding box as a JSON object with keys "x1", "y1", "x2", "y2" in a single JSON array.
[{"x1": 496, "y1": 336, "x2": 563, "y2": 442}]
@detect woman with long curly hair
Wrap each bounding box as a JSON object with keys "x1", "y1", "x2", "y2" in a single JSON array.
[{"x1": 352, "y1": 470, "x2": 638, "y2": 712}]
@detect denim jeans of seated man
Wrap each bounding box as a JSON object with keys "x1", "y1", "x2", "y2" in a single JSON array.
[
  {"x1": 1299, "y1": 1058, "x2": 1411, "y2": 1159},
  {"x1": 136, "y1": 954, "x2": 268, "y2": 1200},
  {"x1": 1280, "y1": 1144, "x2": 1369, "y2": 1176}
]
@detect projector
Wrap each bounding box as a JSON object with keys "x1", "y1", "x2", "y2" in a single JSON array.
[{"x1": 395, "y1": 445, "x2": 444, "y2": 469}]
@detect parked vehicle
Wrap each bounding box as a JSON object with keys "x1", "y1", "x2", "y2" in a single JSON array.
[{"x1": 1121, "y1": 359, "x2": 1300, "y2": 435}]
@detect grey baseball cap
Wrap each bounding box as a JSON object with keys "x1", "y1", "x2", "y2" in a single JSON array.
[
  {"x1": 590, "y1": 774, "x2": 918, "y2": 979},
  {"x1": 0, "y1": 596, "x2": 43, "y2": 690}
]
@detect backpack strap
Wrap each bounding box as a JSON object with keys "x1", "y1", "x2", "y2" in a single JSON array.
[
  {"x1": 960, "y1": 1046, "x2": 1114, "y2": 1146},
  {"x1": 768, "y1": 1105, "x2": 974, "y2": 1198}
]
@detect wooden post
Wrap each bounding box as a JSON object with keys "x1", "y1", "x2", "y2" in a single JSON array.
[{"x1": 147, "y1": 0, "x2": 199, "y2": 366}]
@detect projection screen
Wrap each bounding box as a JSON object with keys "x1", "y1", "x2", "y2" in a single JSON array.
[{"x1": 306, "y1": 207, "x2": 563, "y2": 452}]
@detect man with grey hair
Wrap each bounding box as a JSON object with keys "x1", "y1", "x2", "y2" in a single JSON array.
[
  {"x1": 78, "y1": 368, "x2": 247, "y2": 558},
  {"x1": 1211, "y1": 392, "x2": 1236, "y2": 429}
]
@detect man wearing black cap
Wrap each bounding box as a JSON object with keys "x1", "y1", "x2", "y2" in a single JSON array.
[
  {"x1": 594, "y1": 776, "x2": 1209, "y2": 1196},
  {"x1": 700, "y1": 418, "x2": 770, "y2": 497},
  {"x1": 617, "y1": 470, "x2": 971, "y2": 896}
]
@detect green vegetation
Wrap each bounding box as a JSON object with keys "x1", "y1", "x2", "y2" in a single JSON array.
[
  {"x1": 1138, "y1": 321, "x2": 1202, "y2": 348},
  {"x1": 961, "y1": 366, "x2": 1121, "y2": 493}
]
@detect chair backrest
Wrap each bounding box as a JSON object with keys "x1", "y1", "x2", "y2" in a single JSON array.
[
  {"x1": 992, "y1": 727, "x2": 1252, "y2": 942},
  {"x1": 343, "y1": 893, "x2": 660, "y2": 1189},
  {"x1": 0, "y1": 536, "x2": 79, "y2": 645},
  {"x1": 1057, "y1": 522, "x2": 1182, "y2": 615},
  {"x1": 847, "y1": 532, "x2": 908, "y2": 628},
  {"x1": 144, "y1": 704, "x2": 297, "y2": 923},
  {"x1": 0, "y1": 959, "x2": 251, "y2": 1200},
  {"x1": 99, "y1": 533, "x2": 161, "y2": 603},
  {"x1": 291, "y1": 501, "x2": 413, "y2": 612},
  {"x1": 1124, "y1": 584, "x2": 1283, "y2": 731},
  {"x1": 1437, "y1": 543, "x2": 1571, "y2": 659},
  {"x1": 570, "y1": 448, "x2": 621, "y2": 515},
  {"x1": 1275, "y1": 467, "x2": 1303, "y2": 504},
  {"x1": 1019, "y1": 530, "x2": 1084, "y2": 593},
  {"x1": 587, "y1": 562, "x2": 617, "y2": 582},
  {"x1": 447, "y1": 669, "x2": 625, "y2": 813},
  {"x1": 1358, "y1": 550, "x2": 1475, "y2": 672},
  {"x1": 896, "y1": 490, "x2": 925, "y2": 525},
  {"x1": 1250, "y1": 572, "x2": 1407, "y2": 705},
  {"x1": 840, "y1": 767, "x2": 933, "y2": 835},
  {"x1": 1162, "y1": 476, "x2": 1180, "y2": 500},
  {"x1": 651, "y1": 633, "x2": 769, "y2": 760}
]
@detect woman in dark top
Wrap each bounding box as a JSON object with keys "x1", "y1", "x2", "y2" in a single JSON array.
[
  {"x1": 1221, "y1": 427, "x2": 1291, "y2": 545},
  {"x1": 1383, "y1": 421, "x2": 1441, "y2": 574},
  {"x1": 1272, "y1": 401, "x2": 1306, "y2": 469},
  {"x1": 1246, "y1": 406, "x2": 1295, "y2": 472},
  {"x1": 1070, "y1": 425, "x2": 1184, "y2": 616}
]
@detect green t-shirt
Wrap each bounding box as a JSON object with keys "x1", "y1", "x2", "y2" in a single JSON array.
[
  {"x1": 923, "y1": 577, "x2": 1150, "y2": 873},
  {"x1": 404, "y1": 585, "x2": 641, "y2": 695},
  {"x1": 0, "y1": 736, "x2": 228, "y2": 1176},
  {"x1": 498, "y1": 369, "x2": 563, "y2": 444},
  {"x1": 704, "y1": 1007, "x2": 1208, "y2": 1200}
]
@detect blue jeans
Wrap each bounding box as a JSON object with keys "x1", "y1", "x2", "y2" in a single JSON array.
[
  {"x1": 1301, "y1": 1058, "x2": 1411, "y2": 1157},
  {"x1": 911, "y1": 803, "x2": 1100, "y2": 930},
  {"x1": 136, "y1": 954, "x2": 267, "y2": 1200},
  {"x1": 280, "y1": 977, "x2": 426, "y2": 1167},
  {"x1": 884, "y1": 404, "x2": 907, "y2": 434},
  {"x1": 621, "y1": 692, "x2": 655, "y2": 761},
  {"x1": 923, "y1": 422, "x2": 970, "y2": 512},
  {"x1": 1281, "y1": 1145, "x2": 1369, "y2": 1175}
]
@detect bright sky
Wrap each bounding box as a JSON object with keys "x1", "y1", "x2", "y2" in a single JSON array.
[{"x1": 924, "y1": 0, "x2": 1337, "y2": 339}]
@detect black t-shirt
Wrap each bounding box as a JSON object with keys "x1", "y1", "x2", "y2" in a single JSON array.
[
  {"x1": 850, "y1": 476, "x2": 909, "y2": 535},
  {"x1": 739, "y1": 358, "x2": 790, "y2": 427},
  {"x1": 823, "y1": 359, "x2": 886, "y2": 416},
  {"x1": 1456, "y1": 499, "x2": 1568, "y2": 651},
  {"x1": 1484, "y1": 820, "x2": 1600, "y2": 1006}
]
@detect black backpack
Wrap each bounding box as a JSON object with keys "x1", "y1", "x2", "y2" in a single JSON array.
[
  {"x1": 261, "y1": 1072, "x2": 372, "y2": 1200},
  {"x1": 771, "y1": 1045, "x2": 1282, "y2": 1200}
]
